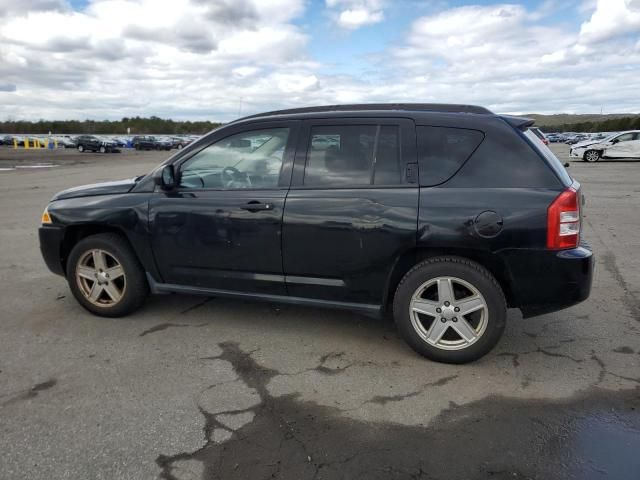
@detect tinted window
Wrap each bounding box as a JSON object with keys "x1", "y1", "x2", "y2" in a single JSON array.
[
  {"x1": 373, "y1": 126, "x2": 402, "y2": 185},
  {"x1": 417, "y1": 126, "x2": 484, "y2": 186},
  {"x1": 449, "y1": 127, "x2": 562, "y2": 188},
  {"x1": 179, "y1": 128, "x2": 289, "y2": 189},
  {"x1": 524, "y1": 129, "x2": 572, "y2": 187},
  {"x1": 304, "y1": 125, "x2": 376, "y2": 186},
  {"x1": 304, "y1": 125, "x2": 402, "y2": 186}
]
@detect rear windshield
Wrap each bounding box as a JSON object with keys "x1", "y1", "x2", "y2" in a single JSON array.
[{"x1": 523, "y1": 129, "x2": 572, "y2": 187}]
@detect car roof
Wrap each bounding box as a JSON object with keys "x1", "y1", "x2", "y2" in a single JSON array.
[{"x1": 231, "y1": 103, "x2": 495, "y2": 124}]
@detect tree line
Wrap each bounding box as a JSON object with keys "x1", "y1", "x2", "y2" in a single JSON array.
[
  {"x1": 538, "y1": 115, "x2": 640, "y2": 133},
  {"x1": 2, "y1": 114, "x2": 639, "y2": 135},
  {"x1": 0, "y1": 117, "x2": 223, "y2": 135}
]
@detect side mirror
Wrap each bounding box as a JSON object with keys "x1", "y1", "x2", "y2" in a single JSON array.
[{"x1": 153, "y1": 164, "x2": 177, "y2": 190}]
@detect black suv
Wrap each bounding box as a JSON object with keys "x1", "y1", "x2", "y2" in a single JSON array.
[
  {"x1": 76, "y1": 135, "x2": 119, "y2": 153},
  {"x1": 39, "y1": 104, "x2": 593, "y2": 363},
  {"x1": 132, "y1": 136, "x2": 172, "y2": 151}
]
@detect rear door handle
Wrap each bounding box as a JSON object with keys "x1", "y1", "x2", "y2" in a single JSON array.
[{"x1": 241, "y1": 201, "x2": 273, "y2": 212}]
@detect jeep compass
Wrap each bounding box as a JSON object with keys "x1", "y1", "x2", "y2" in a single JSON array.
[{"x1": 39, "y1": 104, "x2": 594, "y2": 363}]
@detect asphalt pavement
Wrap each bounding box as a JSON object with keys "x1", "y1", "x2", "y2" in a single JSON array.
[{"x1": 0, "y1": 144, "x2": 638, "y2": 480}]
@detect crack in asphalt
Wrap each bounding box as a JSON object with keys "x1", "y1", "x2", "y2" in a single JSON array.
[
  {"x1": 1, "y1": 378, "x2": 57, "y2": 406},
  {"x1": 180, "y1": 297, "x2": 215, "y2": 315},
  {"x1": 601, "y1": 251, "x2": 640, "y2": 322},
  {"x1": 366, "y1": 375, "x2": 459, "y2": 406},
  {"x1": 139, "y1": 322, "x2": 208, "y2": 337},
  {"x1": 155, "y1": 343, "x2": 640, "y2": 480}
]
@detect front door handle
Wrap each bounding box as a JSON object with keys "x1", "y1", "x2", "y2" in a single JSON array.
[{"x1": 241, "y1": 201, "x2": 273, "y2": 212}]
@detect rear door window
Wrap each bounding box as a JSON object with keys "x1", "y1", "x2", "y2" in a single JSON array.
[
  {"x1": 303, "y1": 125, "x2": 402, "y2": 186},
  {"x1": 417, "y1": 126, "x2": 484, "y2": 186}
]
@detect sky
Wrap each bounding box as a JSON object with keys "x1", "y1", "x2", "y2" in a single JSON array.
[{"x1": 0, "y1": 0, "x2": 639, "y2": 121}]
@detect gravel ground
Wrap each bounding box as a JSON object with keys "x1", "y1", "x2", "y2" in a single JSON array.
[{"x1": 0, "y1": 143, "x2": 638, "y2": 480}]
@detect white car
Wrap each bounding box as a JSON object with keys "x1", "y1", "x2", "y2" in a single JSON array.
[{"x1": 570, "y1": 130, "x2": 640, "y2": 162}]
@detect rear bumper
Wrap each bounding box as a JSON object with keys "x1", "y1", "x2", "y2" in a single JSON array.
[
  {"x1": 39, "y1": 226, "x2": 65, "y2": 276},
  {"x1": 501, "y1": 243, "x2": 594, "y2": 318}
]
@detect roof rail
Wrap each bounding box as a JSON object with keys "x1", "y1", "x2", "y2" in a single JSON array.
[{"x1": 235, "y1": 103, "x2": 493, "y2": 122}]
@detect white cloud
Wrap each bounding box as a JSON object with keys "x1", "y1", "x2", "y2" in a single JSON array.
[
  {"x1": 386, "y1": 1, "x2": 640, "y2": 114},
  {"x1": 579, "y1": 0, "x2": 640, "y2": 43},
  {"x1": 326, "y1": 0, "x2": 384, "y2": 29},
  {"x1": 0, "y1": 0, "x2": 312, "y2": 120},
  {"x1": 0, "y1": 0, "x2": 639, "y2": 121}
]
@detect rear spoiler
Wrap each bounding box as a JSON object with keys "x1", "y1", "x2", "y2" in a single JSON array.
[{"x1": 501, "y1": 115, "x2": 535, "y2": 130}]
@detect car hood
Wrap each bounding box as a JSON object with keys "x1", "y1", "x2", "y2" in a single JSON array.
[
  {"x1": 52, "y1": 178, "x2": 137, "y2": 201},
  {"x1": 572, "y1": 139, "x2": 600, "y2": 148}
]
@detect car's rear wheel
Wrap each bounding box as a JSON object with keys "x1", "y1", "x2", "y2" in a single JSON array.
[
  {"x1": 584, "y1": 150, "x2": 601, "y2": 162},
  {"x1": 177, "y1": 144, "x2": 183, "y2": 150},
  {"x1": 393, "y1": 257, "x2": 506, "y2": 363},
  {"x1": 99, "y1": 146, "x2": 106, "y2": 154},
  {"x1": 66, "y1": 233, "x2": 148, "y2": 317},
  {"x1": 77, "y1": 145, "x2": 84, "y2": 152}
]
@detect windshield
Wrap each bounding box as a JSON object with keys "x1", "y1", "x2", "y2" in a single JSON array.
[{"x1": 523, "y1": 129, "x2": 572, "y2": 187}]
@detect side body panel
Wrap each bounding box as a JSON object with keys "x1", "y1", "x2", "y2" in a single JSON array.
[
  {"x1": 282, "y1": 117, "x2": 419, "y2": 305},
  {"x1": 43, "y1": 192, "x2": 159, "y2": 278},
  {"x1": 148, "y1": 120, "x2": 299, "y2": 295},
  {"x1": 415, "y1": 113, "x2": 574, "y2": 311}
]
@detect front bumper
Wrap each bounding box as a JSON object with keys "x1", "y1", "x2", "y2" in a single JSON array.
[
  {"x1": 39, "y1": 225, "x2": 65, "y2": 276},
  {"x1": 501, "y1": 242, "x2": 594, "y2": 318},
  {"x1": 570, "y1": 147, "x2": 586, "y2": 158}
]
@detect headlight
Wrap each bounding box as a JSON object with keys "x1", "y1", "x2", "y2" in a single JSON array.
[{"x1": 41, "y1": 206, "x2": 52, "y2": 225}]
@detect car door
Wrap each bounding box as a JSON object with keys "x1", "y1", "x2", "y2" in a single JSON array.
[
  {"x1": 149, "y1": 121, "x2": 298, "y2": 295},
  {"x1": 605, "y1": 132, "x2": 636, "y2": 158},
  {"x1": 282, "y1": 118, "x2": 418, "y2": 306},
  {"x1": 625, "y1": 132, "x2": 640, "y2": 158}
]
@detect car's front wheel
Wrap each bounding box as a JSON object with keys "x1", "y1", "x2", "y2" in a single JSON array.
[
  {"x1": 393, "y1": 257, "x2": 506, "y2": 364},
  {"x1": 584, "y1": 150, "x2": 601, "y2": 162},
  {"x1": 77, "y1": 145, "x2": 84, "y2": 152},
  {"x1": 66, "y1": 233, "x2": 148, "y2": 317}
]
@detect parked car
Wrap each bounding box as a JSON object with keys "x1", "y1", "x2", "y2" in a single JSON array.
[
  {"x1": 132, "y1": 136, "x2": 171, "y2": 150},
  {"x1": 2, "y1": 135, "x2": 22, "y2": 146},
  {"x1": 546, "y1": 133, "x2": 564, "y2": 143},
  {"x1": 565, "y1": 134, "x2": 589, "y2": 145},
  {"x1": 76, "y1": 135, "x2": 119, "y2": 153},
  {"x1": 38, "y1": 104, "x2": 593, "y2": 364},
  {"x1": 170, "y1": 137, "x2": 192, "y2": 149},
  {"x1": 570, "y1": 130, "x2": 640, "y2": 162},
  {"x1": 55, "y1": 136, "x2": 77, "y2": 148}
]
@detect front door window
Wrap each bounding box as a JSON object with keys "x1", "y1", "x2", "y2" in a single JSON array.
[{"x1": 179, "y1": 128, "x2": 290, "y2": 189}]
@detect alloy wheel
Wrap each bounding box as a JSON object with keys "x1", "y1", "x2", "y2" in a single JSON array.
[
  {"x1": 584, "y1": 150, "x2": 600, "y2": 162},
  {"x1": 409, "y1": 276, "x2": 488, "y2": 350},
  {"x1": 75, "y1": 249, "x2": 126, "y2": 307}
]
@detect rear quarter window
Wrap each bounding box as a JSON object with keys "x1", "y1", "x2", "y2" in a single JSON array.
[
  {"x1": 417, "y1": 126, "x2": 484, "y2": 186},
  {"x1": 447, "y1": 128, "x2": 562, "y2": 188}
]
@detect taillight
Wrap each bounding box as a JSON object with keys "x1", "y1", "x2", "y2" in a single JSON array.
[{"x1": 547, "y1": 187, "x2": 580, "y2": 249}]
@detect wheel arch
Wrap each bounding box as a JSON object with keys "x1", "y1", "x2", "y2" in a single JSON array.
[
  {"x1": 60, "y1": 225, "x2": 136, "y2": 275},
  {"x1": 383, "y1": 247, "x2": 516, "y2": 313}
]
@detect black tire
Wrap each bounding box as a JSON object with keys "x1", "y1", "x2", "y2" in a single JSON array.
[
  {"x1": 393, "y1": 256, "x2": 506, "y2": 364},
  {"x1": 134, "y1": 144, "x2": 140, "y2": 150},
  {"x1": 583, "y1": 150, "x2": 601, "y2": 162},
  {"x1": 66, "y1": 233, "x2": 148, "y2": 317}
]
